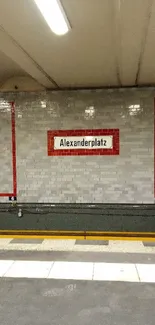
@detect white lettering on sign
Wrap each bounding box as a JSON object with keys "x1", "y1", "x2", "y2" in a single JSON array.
[{"x1": 54, "y1": 136, "x2": 113, "y2": 150}]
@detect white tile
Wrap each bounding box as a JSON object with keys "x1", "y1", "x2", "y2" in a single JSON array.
[
  {"x1": 42, "y1": 239, "x2": 75, "y2": 250},
  {"x1": 93, "y1": 263, "x2": 139, "y2": 282},
  {"x1": 109, "y1": 240, "x2": 144, "y2": 253},
  {"x1": 0, "y1": 260, "x2": 14, "y2": 276},
  {"x1": 43, "y1": 240, "x2": 75, "y2": 247},
  {"x1": 48, "y1": 261, "x2": 94, "y2": 280},
  {"x1": 136, "y1": 264, "x2": 155, "y2": 283},
  {"x1": 4, "y1": 261, "x2": 53, "y2": 278},
  {"x1": 0, "y1": 238, "x2": 12, "y2": 245}
]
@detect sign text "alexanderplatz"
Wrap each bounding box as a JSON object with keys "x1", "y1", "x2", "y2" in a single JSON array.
[
  {"x1": 54, "y1": 136, "x2": 113, "y2": 150},
  {"x1": 47, "y1": 129, "x2": 119, "y2": 156}
]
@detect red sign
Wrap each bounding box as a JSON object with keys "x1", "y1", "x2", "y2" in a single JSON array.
[{"x1": 47, "y1": 129, "x2": 119, "y2": 156}]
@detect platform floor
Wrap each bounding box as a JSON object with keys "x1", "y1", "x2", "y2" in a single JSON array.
[
  {"x1": 1, "y1": 242, "x2": 155, "y2": 324},
  {"x1": 0, "y1": 258, "x2": 155, "y2": 283},
  {"x1": 0, "y1": 252, "x2": 155, "y2": 325},
  {"x1": 0, "y1": 278, "x2": 155, "y2": 325},
  {"x1": 0, "y1": 238, "x2": 155, "y2": 253}
]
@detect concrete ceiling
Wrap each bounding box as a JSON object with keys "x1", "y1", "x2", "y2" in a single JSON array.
[{"x1": 0, "y1": 0, "x2": 154, "y2": 90}]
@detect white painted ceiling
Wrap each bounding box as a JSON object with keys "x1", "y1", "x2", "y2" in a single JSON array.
[{"x1": 0, "y1": 0, "x2": 154, "y2": 91}]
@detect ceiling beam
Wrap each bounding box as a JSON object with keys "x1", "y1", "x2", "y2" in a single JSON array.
[
  {"x1": 135, "y1": 0, "x2": 153, "y2": 85},
  {"x1": 111, "y1": 0, "x2": 122, "y2": 87},
  {"x1": 0, "y1": 26, "x2": 59, "y2": 89}
]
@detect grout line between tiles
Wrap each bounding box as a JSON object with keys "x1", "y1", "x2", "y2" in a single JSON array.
[
  {"x1": 47, "y1": 261, "x2": 55, "y2": 278},
  {"x1": 2, "y1": 260, "x2": 15, "y2": 277},
  {"x1": 135, "y1": 264, "x2": 141, "y2": 282},
  {"x1": 92, "y1": 263, "x2": 95, "y2": 280}
]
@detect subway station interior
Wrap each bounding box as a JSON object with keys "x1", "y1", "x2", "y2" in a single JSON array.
[{"x1": 0, "y1": 1, "x2": 155, "y2": 324}]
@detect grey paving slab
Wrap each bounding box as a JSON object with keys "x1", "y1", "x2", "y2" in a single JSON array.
[
  {"x1": 0, "y1": 250, "x2": 155, "y2": 264},
  {"x1": 75, "y1": 240, "x2": 109, "y2": 245},
  {"x1": 10, "y1": 239, "x2": 44, "y2": 244},
  {"x1": 0, "y1": 278, "x2": 155, "y2": 325},
  {"x1": 143, "y1": 242, "x2": 155, "y2": 247}
]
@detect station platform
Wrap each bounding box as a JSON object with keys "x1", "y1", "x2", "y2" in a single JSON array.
[
  {"x1": 0, "y1": 238, "x2": 155, "y2": 281},
  {"x1": 0, "y1": 238, "x2": 155, "y2": 325},
  {"x1": 0, "y1": 276, "x2": 155, "y2": 325},
  {"x1": 0, "y1": 237, "x2": 155, "y2": 253}
]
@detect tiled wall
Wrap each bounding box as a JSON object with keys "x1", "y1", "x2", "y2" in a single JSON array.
[{"x1": 0, "y1": 88, "x2": 154, "y2": 203}]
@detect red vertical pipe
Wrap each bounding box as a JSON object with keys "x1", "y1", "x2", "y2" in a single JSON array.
[
  {"x1": 11, "y1": 102, "x2": 17, "y2": 197},
  {"x1": 154, "y1": 98, "x2": 155, "y2": 197}
]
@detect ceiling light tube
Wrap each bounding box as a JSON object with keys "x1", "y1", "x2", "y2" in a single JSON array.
[{"x1": 34, "y1": 0, "x2": 71, "y2": 35}]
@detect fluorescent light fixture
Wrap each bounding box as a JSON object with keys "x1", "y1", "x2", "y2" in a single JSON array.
[
  {"x1": 85, "y1": 106, "x2": 95, "y2": 114},
  {"x1": 129, "y1": 104, "x2": 140, "y2": 109},
  {"x1": 34, "y1": 0, "x2": 71, "y2": 35},
  {"x1": 41, "y1": 100, "x2": 46, "y2": 108}
]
